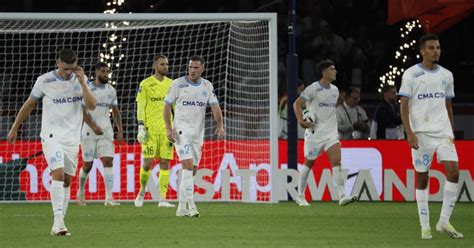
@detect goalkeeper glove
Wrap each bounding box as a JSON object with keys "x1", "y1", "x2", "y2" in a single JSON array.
[{"x1": 137, "y1": 125, "x2": 147, "y2": 144}]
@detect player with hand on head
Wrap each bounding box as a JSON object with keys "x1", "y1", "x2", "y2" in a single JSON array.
[
  {"x1": 293, "y1": 59, "x2": 358, "y2": 207},
  {"x1": 7, "y1": 49, "x2": 96, "y2": 236},
  {"x1": 135, "y1": 55, "x2": 175, "y2": 208},
  {"x1": 77, "y1": 62, "x2": 123, "y2": 207},
  {"x1": 399, "y1": 34, "x2": 463, "y2": 240},
  {"x1": 164, "y1": 56, "x2": 224, "y2": 217}
]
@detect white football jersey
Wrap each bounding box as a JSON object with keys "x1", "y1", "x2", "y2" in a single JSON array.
[
  {"x1": 164, "y1": 76, "x2": 218, "y2": 142},
  {"x1": 81, "y1": 81, "x2": 118, "y2": 140},
  {"x1": 30, "y1": 70, "x2": 87, "y2": 146},
  {"x1": 399, "y1": 63, "x2": 454, "y2": 138},
  {"x1": 300, "y1": 81, "x2": 339, "y2": 140}
]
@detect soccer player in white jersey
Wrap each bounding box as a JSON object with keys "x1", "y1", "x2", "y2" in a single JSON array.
[
  {"x1": 293, "y1": 60, "x2": 358, "y2": 207},
  {"x1": 7, "y1": 49, "x2": 97, "y2": 236},
  {"x1": 77, "y1": 62, "x2": 123, "y2": 206},
  {"x1": 164, "y1": 56, "x2": 224, "y2": 217},
  {"x1": 399, "y1": 34, "x2": 463, "y2": 239}
]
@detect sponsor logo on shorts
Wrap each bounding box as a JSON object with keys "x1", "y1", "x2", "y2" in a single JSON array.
[
  {"x1": 50, "y1": 151, "x2": 63, "y2": 164},
  {"x1": 415, "y1": 159, "x2": 422, "y2": 167}
]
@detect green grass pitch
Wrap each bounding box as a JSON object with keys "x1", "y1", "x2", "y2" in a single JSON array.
[{"x1": 1, "y1": 202, "x2": 472, "y2": 247}]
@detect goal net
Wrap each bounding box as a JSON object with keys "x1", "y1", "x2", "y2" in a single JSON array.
[{"x1": 0, "y1": 13, "x2": 278, "y2": 203}]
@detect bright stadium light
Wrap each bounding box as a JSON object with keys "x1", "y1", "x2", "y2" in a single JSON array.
[
  {"x1": 102, "y1": 0, "x2": 127, "y2": 85},
  {"x1": 379, "y1": 20, "x2": 422, "y2": 90}
]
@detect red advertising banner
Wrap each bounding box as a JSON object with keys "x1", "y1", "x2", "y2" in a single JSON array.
[
  {"x1": 0, "y1": 140, "x2": 472, "y2": 202},
  {"x1": 0, "y1": 140, "x2": 272, "y2": 202},
  {"x1": 279, "y1": 140, "x2": 473, "y2": 202}
]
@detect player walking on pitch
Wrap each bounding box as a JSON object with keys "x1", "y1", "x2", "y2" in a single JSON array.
[
  {"x1": 7, "y1": 49, "x2": 97, "y2": 236},
  {"x1": 77, "y1": 62, "x2": 123, "y2": 206},
  {"x1": 164, "y1": 56, "x2": 224, "y2": 217},
  {"x1": 293, "y1": 59, "x2": 358, "y2": 207},
  {"x1": 399, "y1": 34, "x2": 463, "y2": 239},
  {"x1": 135, "y1": 55, "x2": 175, "y2": 207}
]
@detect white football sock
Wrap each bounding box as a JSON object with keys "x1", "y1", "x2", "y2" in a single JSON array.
[
  {"x1": 416, "y1": 189, "x2": 430, "y2": 229},
  {"x1": 104, "y1": 167, "x2": 114, "y2": 201},
  {"x1": 332, "y1": 166, "x2": 345, "y2": 199},
  {"x1": 182, "y1": 169, "x2": 196, "y2": 210},
  {"x1": 298, "y1": 165, "x2": 311, "y2": 195},
  {"x1": 178, "y1": 170, "x2": 187, "y2": 211},
  {"x1": 439, "y1": 181, "x2": 458, "y2": 225},
  {"x1": 63, "y1": 186, "x2": 70, "y2": 217},
  {"x1": 50, "y1": 180, "x2": 64, "y2": 221}
]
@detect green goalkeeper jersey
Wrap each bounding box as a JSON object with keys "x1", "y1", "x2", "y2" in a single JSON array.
[{"x1": 136, "y1": 75, "x2": 173, "y2": 134}]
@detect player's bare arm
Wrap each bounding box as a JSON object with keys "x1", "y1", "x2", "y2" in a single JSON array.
[
  {"x1": 82, "y1": 108, "x2": 103, "y2": 135},
  {"x1": 211, "y1": 104, "x2": 224, "y2": 139},
  {"x1": 76, "y1": 66, "x2": 96, "y2": 110},
  {"x1": 163, "y1": 103, "x2": 175, "y2": 142},
  {"x1": 293, "y1": 97, "x2": 313, "y2": 129},
  {"x1": 112, "y1": 105, "x2": 124, "y2": 142},
  {"x1": 7, "y1": 96, "x2": 38, "y2": 144},
  {"x1": 446, "y1": 99, "x2": 455, "y2": 139},
  {"x1": 400, "y1": 96, "x2": 418, "y2": 149}
]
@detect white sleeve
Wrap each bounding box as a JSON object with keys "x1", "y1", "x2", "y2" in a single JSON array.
[
  {"x1": 300, "y1": 84, "x2": 313, "y2": 102},
  {"x1": 398, "y1": 71, "x2": 413, "y2": 98},
  {"x1": 208, "y1": 83, "x2": 218, "y2": 105},
  {"x1": 445, "y1": 71, "x2": 455, "y2": 99},
  {"x1": 30, "y1": 77, "x2": 44, "y2": 100},
  {"x1": 164, "y1": 82, "x2": 178, "y2": 105},
  {"x1": 112, "y1": 89, "x2": 119, "y2": 106}
]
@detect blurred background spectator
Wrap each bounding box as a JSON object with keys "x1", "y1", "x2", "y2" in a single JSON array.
[
  {"x1": 336, "y1": 87, "x2": 370, "y2": 140},
  {"x1": 370, "y1": 85, "x2": 404, "y2": 140}
]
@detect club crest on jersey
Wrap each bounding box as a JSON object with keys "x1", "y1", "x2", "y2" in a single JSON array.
[
  {"x1": 202, "y1": 91, "x2": 208, "y2": 97},
  {"x1": 442, "y1": 80, "x2": 447, "y2": 85},
  {"x1": 74, "y1": 84, "x2": 81, "y2": 92}
]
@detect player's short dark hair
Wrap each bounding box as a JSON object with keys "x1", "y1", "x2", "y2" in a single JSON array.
[
  {"x1": 94, "y1": 62, "x2": 109, "y2": 71},
  {"x1": 58, "y1": 49, "x2": 77, "y2": 64},
  {"x1": 346, "y1": 87, "x2": 361, "y2": 97},
  {"x1": 419, "y1": 34, "x2": 439, "y2": 49},
  {"x1": 189, "y1": 55, "x2": 205, "y2": 65},
  {"x1": 381, "y1": 84, "x2": 396, "y2": 94},
  {"x1": 153, "y1": 54, "x2": 167, "y2": 62},
  {"x1": 316, "y1": 59, "x2": 334, "y2": 78}
]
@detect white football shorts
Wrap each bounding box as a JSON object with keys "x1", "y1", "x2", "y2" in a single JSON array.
[
  {"x1": 81, "y1": 138, "x2": 115, "y2": 162},
  {"x1": 411, "y1": 133, "x2": 458, "y2": 173},
  {"x1": 41, "y1": 136, "x2": 79, "y2": 176},
  {"x1": 304, "y1": 135, "x2": 340, "y2": 160},
  {"x1": 174, "y1": 133, "x2": 202, "y2": 166}
]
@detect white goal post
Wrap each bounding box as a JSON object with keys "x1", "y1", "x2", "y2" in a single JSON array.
[{"x1": 0, "y1": 13, "x2": 279, "y2": 203}]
